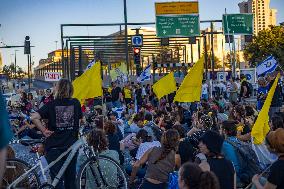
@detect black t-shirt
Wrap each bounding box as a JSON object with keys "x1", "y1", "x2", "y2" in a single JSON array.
[
  {"x1": 104, "y1": 91, "x2": 112, "y2": 103},
  {"x1": 111, "y1": 87, "x2": 121, "y2": 102},
  {"x1": 208, "y1": 157, "x2": 235, "y2": 189},
  {"x1": 176, "y1": 138, "x2": 195, "y2": 165},
  {"x1": 267, "y1": 159, "x2": 284, "y2": 189},
  {"x1": 38, "y1": 98, "x2": 82, "y2": 151},
  {"x1": 135, "y1": 88, "x2": 143, "y2": 104},
  {"x1": 270, "y1": 80, "x2": 282, "y2": 107}
]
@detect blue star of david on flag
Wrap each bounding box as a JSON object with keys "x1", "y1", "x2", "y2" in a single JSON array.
[
  {"x1": 137, "y1": 64, "x2": 151, "y2": 83},
  {"x1": 256, "y1": 56, "x2": 278, "y2": 77}
]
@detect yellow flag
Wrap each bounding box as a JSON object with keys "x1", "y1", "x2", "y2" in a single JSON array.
[
  {"x1": 110, "y1": 62, "x2": 127, "y2": 81},
  {"x1": 174, "y1": 57, "x2": 204, "y2": 102},
  {"x1": 152, "y1": 72, "x2": 177, "y2": 100},
  {"x1": 72, "y1": 61, "x2": 102, "y2": 103},
  {"x1": 251, "y1": 73, "x2": 280, "y2": 144}
]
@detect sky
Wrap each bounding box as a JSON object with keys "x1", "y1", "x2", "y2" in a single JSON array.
[{"x1": 0, "y1": 0, "x2": 283, "y2": 71}]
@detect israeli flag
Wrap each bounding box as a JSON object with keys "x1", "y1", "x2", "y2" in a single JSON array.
[
  {"x1": 112, "y1": 106, "x2": 124, "y2": 118},
  {"x1": 256, "y1": 56, "x2": 278, "y2": 77},
  {"x1": 137, "y1": 64, "x2": 151, "y2": 82},
  {"x1": 85, "y1": 59, "x2": 96, "y2": 72}
]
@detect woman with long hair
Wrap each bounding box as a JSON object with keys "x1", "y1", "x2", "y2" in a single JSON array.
[
  {"x1": 198, "y1": 130, "x2": 236, "y2": 189},
  {"x1": 130, "y1": 129, "x2": 180, "y2": 189},
  {"x1": 178, "y1": 162, "x2": 219, "y2": 189},
  {"x1": 31, "y1": 78, "x2": 83, "y2": 189}
]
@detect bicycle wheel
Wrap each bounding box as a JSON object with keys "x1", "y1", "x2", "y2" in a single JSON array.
[
  {"x1": 77, "y1": 155, "x2": 128, "y2": 189},
  {"x1": 2, "y1": 158, "x2": 41, "y2": 189}
]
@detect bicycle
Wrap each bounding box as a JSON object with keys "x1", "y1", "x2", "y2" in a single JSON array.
[{"x1": 5, "y1": 131, "x2": 128, "y2": 189}]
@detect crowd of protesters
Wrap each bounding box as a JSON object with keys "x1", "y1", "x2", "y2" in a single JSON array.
[{"x1": 1, "y1": 71, "x2": 284, "y2": 189}]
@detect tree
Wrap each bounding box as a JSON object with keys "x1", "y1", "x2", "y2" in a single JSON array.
[
  {"x1": 244, "y1": 26, "x2": 284, "y2": 67},
  {"x1": 225, "y1": 52, "x2": 241, "y2": 68},
  {"x1": 1, "y1": 64, "x2": 26, "y2": 79},
  {"x1": 207, "y1": 54, "x2": 222, "y2": 69}
]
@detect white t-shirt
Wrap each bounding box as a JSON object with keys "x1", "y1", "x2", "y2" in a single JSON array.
[
  {"x1": 135, "y1": 141, "x2": 161, "y2": 160},
  {"x1": 202, "y1": 83, "x2": 209, "y2": 95}
]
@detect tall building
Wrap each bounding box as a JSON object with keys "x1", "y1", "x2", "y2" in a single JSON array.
[{"x1": 238, "y1": 0, "x2": 277, "y2": 35}]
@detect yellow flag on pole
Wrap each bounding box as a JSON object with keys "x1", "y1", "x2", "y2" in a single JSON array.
[
  {"x1": 251, "y1": 73, "x2": 280, "y2": 144},
  {"x1": 72, "y1": 61, "x2": 102, "y2": 103},
  {"x1": 174, "y1": 57, "x2": 204, "y2": 102},
  {"x1": 152, "y1": 72, "x2": 177, "y2": 100},
  {"x1": 110, "y1": 62, "x2": 128, "y2": 81}
]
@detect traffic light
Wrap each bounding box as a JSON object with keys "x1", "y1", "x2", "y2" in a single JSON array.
[
  {"x1": 160, "y1": 38, "x2": 169, "y2": 46},
  {"x1": 244, "y1": 35, "x2": 253, "y2": 43},
  {"x1": 188, "y1": 37, "x2": 196, "y2": 44},
  {"x1": 133, "y1": 47, "x2": 141, "y2": 65},
  {"x1": 24, "y1": 36, "x2": 30, "y2": 54}
]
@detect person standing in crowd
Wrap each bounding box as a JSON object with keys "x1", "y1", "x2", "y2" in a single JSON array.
[
  {"x1": 178, "y1": 162, "x2": 220, "y2": 189},
  {"x1": 267, "y1": 72, "x2": 282, "y2": 117},
  {"x1": 0, "y1": 91, "x2": 13, "y2": 187},
  {"x1": 201, "y1": 80, "x2": 209, "y2": 101},
  {"x1": 123, "y1": 83, "x2": 132, "y2": 105},
  {"x1": 135, "y1": 84, "x2": 143, "y2": 110},
  {"x1": 198, "y1": 130, "x2": 236, "y2": 189},
  {"x1": 31, "y1": 79, "x2": 82, "y2": 189},
  {"x1": 252, "y1": 128, "x2": 284, "y2": 189},
  {"x1": 240, "y1": 74, "x2": 250, "y2": 99},
  {"x1": 257, "y1": 77, "x2": 270, "y2": 111},
  {"x1": 111, "y1": 81, "x2": 122, "y2": 108},
  {"x1": 103, "y1": 87, "x2": 113, "y2": 111},
  {"x1": 130, "y1": 129, "x2": 180, "y2": 189},
  {"x1": 228, "y1": 77, "x2": 238, "y2": 104}
]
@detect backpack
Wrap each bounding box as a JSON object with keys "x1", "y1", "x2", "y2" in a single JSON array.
[
  {"x1": 168, "y1": 171, "x2": 179, "y2": 189},
  {"x1": 226, "y1": 139, "x2": 262, "y2": 184}
]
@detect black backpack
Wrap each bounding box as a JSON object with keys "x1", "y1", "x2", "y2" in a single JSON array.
[{"x1": 226, "y1": 139, "x2": 262, "y2": 184}]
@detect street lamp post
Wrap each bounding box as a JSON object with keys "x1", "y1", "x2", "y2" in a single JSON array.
[
  {"x1": 55, "y1": 41, "x2": 58, "y2": 50},
  {"x1": 14, "y1": 50, "x2": 19, "y2": 79}
]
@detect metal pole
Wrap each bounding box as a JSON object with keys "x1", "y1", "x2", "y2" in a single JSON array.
[
  {"x1": 232, "y1": 33, "x2": 237, "y2": 77},
  {"x1": 123, "y1": 0, "x2": 129, "y2": 74},
  {"x1": 197, "y1": 39, "x2": 201, "y2": 59},
  {"x1": 152, "y1": 54, "x2": 156, "y2": 83},
  {"x1": 60, "y1": 25, "x2": 65, "y2": 78},
  {"x1": 27, "y1": 54, "x2": 31, "y2": 91},
  {"x1": 190, "y1": 44, "x2": 193, "y2": 63},
  {"x1": 225, "y1": 8, "x2": 234, "y2": 78},
  {"x1": 14, "y1": 50, "x2": 17, "y2": 78},
  {"x1": 210, "y1": 22, "x2": 215, "y2": 79},
  {"x1": 78, "y1": 46, "x2": 83, "y2": 76},
  {"x1": 203, "y1": 32, "x2": 208, "y2": 79}
]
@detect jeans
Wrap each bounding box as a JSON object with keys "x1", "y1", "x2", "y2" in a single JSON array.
[
  {"x1": 45, "y1": 148, "x2": 78, "y2": 189},
  {"x1": 139, "y1": 179, "x2": 167, "y2": 189},
  {"x1": 105, "y1": 101, "x2": 113, "y2": 111},
  {"x1": 125, "y1": 165, "x2": 146, "y2": 179}
]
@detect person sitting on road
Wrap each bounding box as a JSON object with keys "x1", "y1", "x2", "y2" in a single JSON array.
[
  {"x1": 252, "y1": 128, "x2": 284, "y2": 189},
  {"x1": 178, "y1": 162, "x2": 220, "y2": 189},
  {"x1": 198, "y1": 130, "x2": 236, "y2": 189},
  {"x1": 130, "y1": 129, "x2": 180, "y2": 189}
]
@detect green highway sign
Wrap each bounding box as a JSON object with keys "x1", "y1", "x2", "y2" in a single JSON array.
[
  {"x1": 156, "y1": 14, "x2": 200, "y2": 38},
  {"x1": 223, "y1": 13, "x2": 253, "y2": 35}
]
